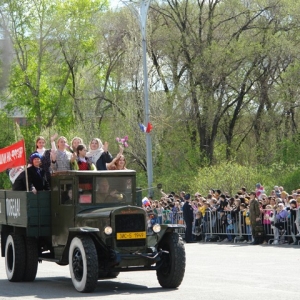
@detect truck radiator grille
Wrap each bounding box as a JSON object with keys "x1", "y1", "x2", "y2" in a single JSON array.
[
  {"x1": 115, "y1": 214, "x2": 145, "y2": 232},
  {"x1": 115, "y1": 214, "x2": 146, "y2": 248}
]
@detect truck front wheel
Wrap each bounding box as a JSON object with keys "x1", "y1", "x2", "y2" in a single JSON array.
[
  {"x1": 156, "y1": 232, "x2": 186, "y2": 288},
  {"x1": 69, "y1": 236, "x2": 98, "y2": 292},
  {"x1": 5, "y1": 233, "x2": 26, "y2": 282}
]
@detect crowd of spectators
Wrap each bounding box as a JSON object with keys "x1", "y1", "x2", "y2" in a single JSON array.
[{"x1": 141, "y1": 184, "x2": 300, "y2": 245}]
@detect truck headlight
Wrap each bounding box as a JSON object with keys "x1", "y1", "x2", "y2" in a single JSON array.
[
  {"x1": 152, "y1": 224, "x2": 161, "y2": 233},
  {"x1": 104, "y1": 226, "x2": 113, "y2": 235}
]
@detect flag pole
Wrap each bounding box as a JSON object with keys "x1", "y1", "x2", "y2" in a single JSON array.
[
  {"x1": 25, "y1": 165, "x2": 29, "y2": 192},
  {"x1": 122, "y1": 0, "x2": 153, "y2": 196},
  {"x1": 22, "y1": 139, "x2": 29, "y2": 192}
]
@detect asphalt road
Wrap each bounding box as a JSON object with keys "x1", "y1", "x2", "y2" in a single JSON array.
[{"x1": 0, "y1": 241, "x2": 299, "y2": 300}]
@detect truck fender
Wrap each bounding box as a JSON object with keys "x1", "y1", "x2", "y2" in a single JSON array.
[
  {"x1": 56, "y1": 227, "x2": 100, "y2": 265},
  {"x1": 148, "y1": 224, "x2": 185, "y2": 247}
]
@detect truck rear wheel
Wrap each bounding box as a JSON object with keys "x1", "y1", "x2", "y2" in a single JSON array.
[
  {"x1": 5, "y1": 234, "x2": 26, "y2": 282},
  {"x1": 23, "y1": 237, "x2": 38, "y2": 281},
  {"x1": 69, "y1": 236, "x2": 98, "y2": 292},
  {"x1": 156, "y1": 232, "x2": 186, "y2": 288}
]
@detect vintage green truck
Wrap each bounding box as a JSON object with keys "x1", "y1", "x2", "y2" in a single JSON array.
[{"x1": 0, "y1": 170, "x2": 186, "y2": 292}]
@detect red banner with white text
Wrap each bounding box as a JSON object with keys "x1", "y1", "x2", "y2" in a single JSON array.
[{"x1": 0, "y1": 140, "x2": 26, "y2": 172}]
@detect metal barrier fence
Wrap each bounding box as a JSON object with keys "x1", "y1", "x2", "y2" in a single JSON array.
[
  {"x1": 147, "y1": 210, "x2": 185, "y2": 236},
  {"x1": 146, "y1": 208, "x2": 300, "y2": 245}
]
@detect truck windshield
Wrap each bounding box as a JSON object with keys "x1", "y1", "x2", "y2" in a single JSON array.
[{"x1": 94, "y1": 176, "x2": 133, "y2": 204}]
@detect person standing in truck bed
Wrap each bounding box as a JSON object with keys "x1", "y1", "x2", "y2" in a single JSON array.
[
  {"x1": 29, "y1": 134, "x2": 57, "y2": 183},
  {"x1": 50, "y1": 136, "x2": 76, "y2": 172},
  {"x1": 72, "y1": 144, "x2": 96, "y2": 171},
  {"x1": 7, "y1": 167, "x2": 26, "y2": 191},
  {"x1": 27, "y1": 153, "x2": 50, "y2": 193}
]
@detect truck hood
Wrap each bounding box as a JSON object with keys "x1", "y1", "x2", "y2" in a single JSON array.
[
  {"x1": 75, "y1": 205, "x2": 146, "y2": 231},
  {"x1": 76, "y1": 205, "x2": 145, "y2": 219}
]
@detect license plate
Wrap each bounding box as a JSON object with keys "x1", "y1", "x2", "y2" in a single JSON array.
[{"x1": 116, "y1": 231, "x2": 146, "y2": 240}]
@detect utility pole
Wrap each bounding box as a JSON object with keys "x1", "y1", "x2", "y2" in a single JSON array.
[{"x1": 122, "y1": 0, "x2": 153, "y2": 195}]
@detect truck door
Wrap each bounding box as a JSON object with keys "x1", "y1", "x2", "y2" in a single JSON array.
[{"x1": 51, "y1": 179, "x2": 75, "y2": 247}]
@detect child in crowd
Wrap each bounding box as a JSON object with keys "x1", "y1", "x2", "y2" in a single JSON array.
[
  {"x1": 224, "y1": 212, "x2": 234, "y2": 242},
  {"x1": 262, "y1": 204, "x2": 273, "y2": 244}
]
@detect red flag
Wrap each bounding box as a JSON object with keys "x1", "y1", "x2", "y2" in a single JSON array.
[
  {"x1": 0, "y1": 140, "x2": 26, "y2": 172},
  {"x1": 146, "y1": 122, "x2": 153, "y2": 133}
]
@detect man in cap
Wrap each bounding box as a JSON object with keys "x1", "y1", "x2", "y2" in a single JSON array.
[{"x1": 182, "y1": 193, "x2": 195, "y2": 243}]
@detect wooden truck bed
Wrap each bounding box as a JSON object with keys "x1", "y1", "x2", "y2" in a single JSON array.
[{"x1": 0, "y1": 191, "x2": 51, "y2": 236}]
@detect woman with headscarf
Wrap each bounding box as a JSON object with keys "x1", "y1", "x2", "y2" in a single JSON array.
[
  {"x1": 86, "y1": 138, "x2": 113, "y2": 170},
  {"x1": 86, "y1": 138, "x2": 103, "y2": 165}
]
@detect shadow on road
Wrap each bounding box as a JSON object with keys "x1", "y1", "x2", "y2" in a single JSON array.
[{"x1": 0, "y1": 277, "x2": 172, "y2": 298}]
